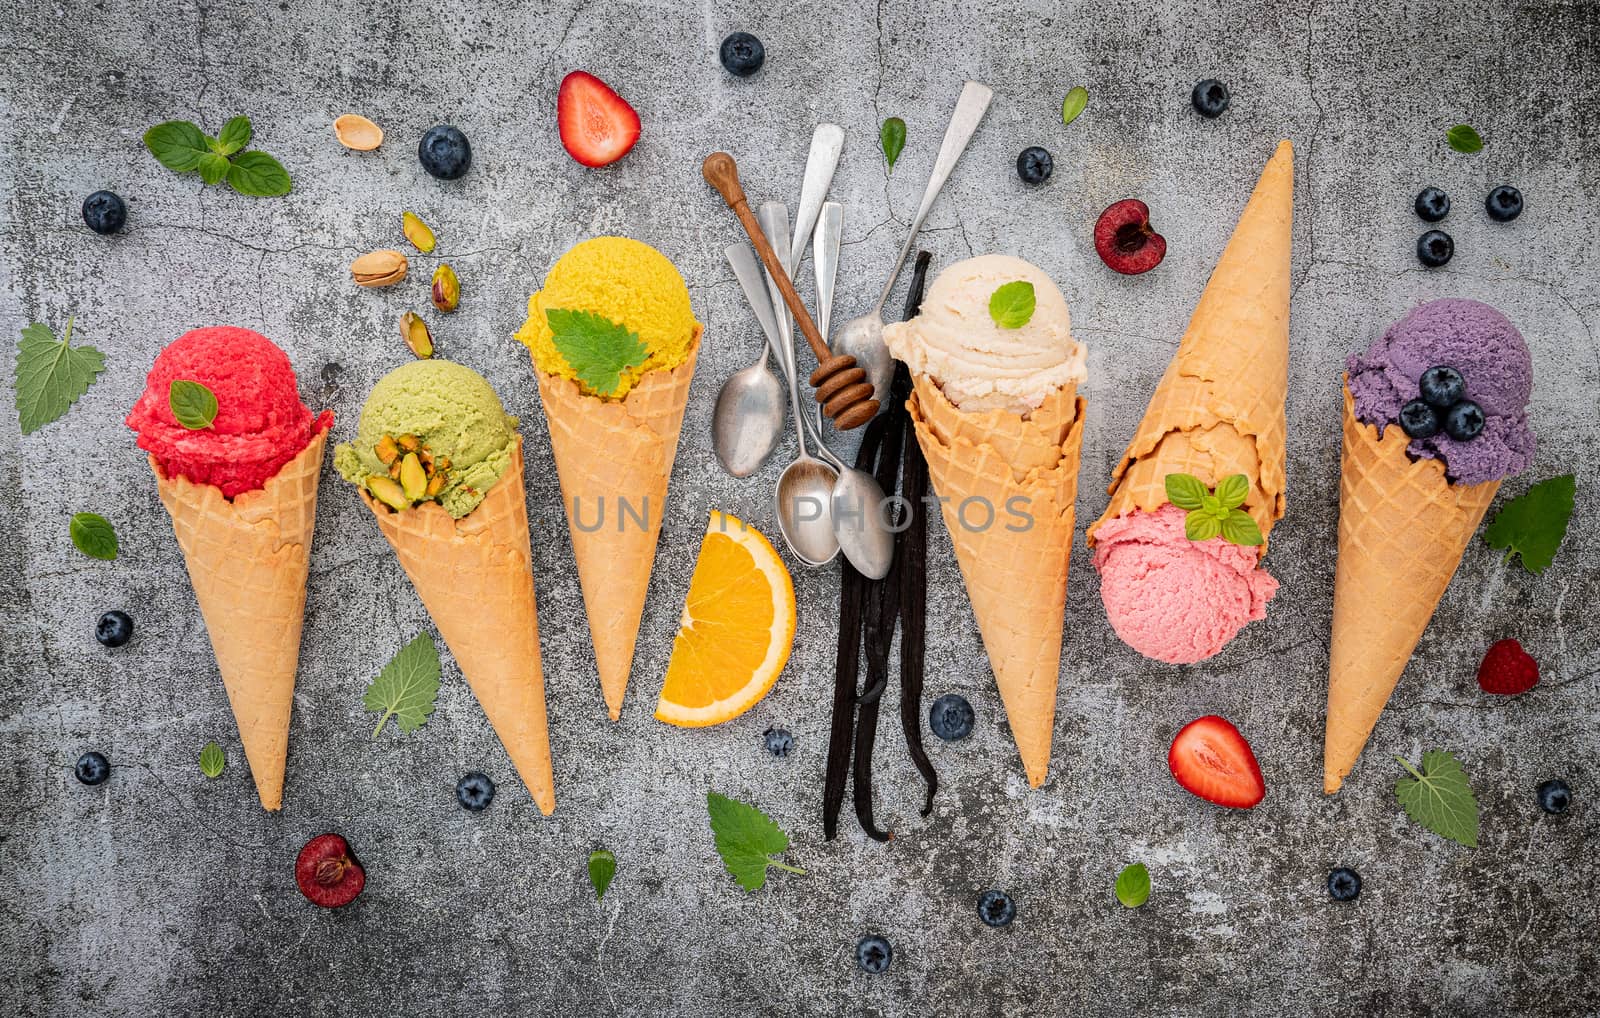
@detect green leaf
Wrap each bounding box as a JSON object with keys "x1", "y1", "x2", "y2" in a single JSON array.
[
  {"x1": 1115, "y1": 862, "x2": 1150, "y2": 908},
  {"x1": 198, "y1": 152, "x2": 231, "y2": 186},
  {"x1": 70, "y1": 512, "x2": 118, "y2": 560},
  {"x1": 1219, "y1": 508, "x2": 1264, "y2": 547},
  {"x1": 144, "y1": 120, "x2": 210, "y2": 172},
  {"x1": 588, "y1": 849, "x2": 616, "y2": 901},
  {"x1": 1446, "y1": 124, "x2": 1484, "y2": 153},
  {"x1": 15, "y1": 318, "x2": 106, "y2": 435},
  {"x1": 1184, "y1": 510, "x2": 1222, "y2": 542},
  {"x1": 1061, "y1": 86, "x2": 1089, "y2": 126},
  {"x1": 168, "y1": 379, "x2": 218, "y2": 430},
  {"x1": 226, "y1": 151, "x2": 292, "y2": 197},
  {"x1": 707, "y1": 791, "x2": 804, "y2": 892},
  {"x1": 199, "y1": 741, "x2": 226, "y2": 779},
  {"x1": 1164, "y1": 473, "x2": 1209, "y2": 510},
  {"x1": 1214, "y1": 474, "x2": 1250, "y2": 509},
  {"x1": 216, "y1": 116, "x2": 252, "y2": 156},
  {"x1": 1395, "y1": 750, "x2": 1479, "y2": 848},
  {"x1": 545, "y1": 308, "x2": 650, "y2": 397},
  {"x1": 879, "y1": 117, "x2": 906, "y2": 173},
  {"x1": 988, "y1": 280, "x2": 1036, "y2": 330},
  {"x1": 364, "y1": 632, "x2": 442, "y2": 738},
  {"x1": 1484, "y1": 475, "x2": 1576, "y2": 575}
]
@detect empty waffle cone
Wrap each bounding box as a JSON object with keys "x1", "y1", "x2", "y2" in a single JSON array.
[
  {"x1": 151, "y1": 430, "x2": 328, "y2": 811},
  {"x1": 1323, "y1": 382, "x2": 1498, "y2": 794},
  {"x1": 356, "y1": 439, "x2": 556, "y2": 814},
  {"x1": 909, "y1": 377, "x2": 1087, "y2": 787},
  {"x1": 1089, "y1": 139, "x2": 1294, "y2": 552},
  {"x1": 536, "y1": 335, "x2": 701, "y2": 721}
]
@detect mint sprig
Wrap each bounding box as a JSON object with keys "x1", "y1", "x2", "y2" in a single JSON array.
[
  {"x1": 144, "y1": 117, "x2": 291, "y2": 197},
  {"x1": 988, "y1": 280, "x2": 1036, "y2": 329},
  {"x1": 16, "y1": 318, "x2": 106, "y2": 435},
  {"x1": 707, "y1": 791, "x2": 804, "y2": 892},
  {"x1": 169, "y1": 379, "x2": 218, "y2": 430},
  {"x1": 588, "y1": 849, "x2": 617, "y2": 901},
  {"x1": 1446, "y1": 124, "x2": 1484, "y2": 154},
  {"x1": 1395, "y1": 750, "x2": 1478, "y2": 848},
  {"x1": 1165, "y1": 473, "x2": 1262, "y2": 546},
  {"x1": 70, "y1": 512, "x2": 118, "y2": 560},
  {"x1": 546, "y1": 308, "x2": 649, "y2": 398},
  {"x1": 1115, "y1": 862, "x2": 1150, "y2": 908},
  {"x1": 200, "y1": 741, "x2": 226, "y2": 779},
  {"x1": 1484, "y1": 475, "x2": 1576, "y2": 575},
  {"x1": 880, "y1": 117, "x2": 906, "y2": 173},
  {"x1": 364, "y1": 632, "x2": 442, "y2": 738}
]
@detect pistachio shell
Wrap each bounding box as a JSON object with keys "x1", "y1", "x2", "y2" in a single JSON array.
[
  {"x1": 333, "y1": 114, "x2": 384, "y2": 151},
  {"x1": 399, "y1": 312, "x2": 434, "y2": 358},
  {"x1": 402, "y1": 211, "x2": 436, "y2": 253},
  {"x1": 431, "y1": 263, "x2": 460, "y2": 313},
  {"x1": 351, "y1": 249, "x2": 408, "y2": 287}
]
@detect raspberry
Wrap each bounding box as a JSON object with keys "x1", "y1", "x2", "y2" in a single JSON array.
[{"x1": 1477, "y1": 639, "x2": 1539, "y2": 696}]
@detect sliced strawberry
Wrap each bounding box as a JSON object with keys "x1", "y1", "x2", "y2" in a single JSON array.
[
  {"x1": 558, "y1": 71, "x2": 641, "y2": 168},
  {"x1": 1168, "y1": 715, "x2": 1265, "y2": 809}
]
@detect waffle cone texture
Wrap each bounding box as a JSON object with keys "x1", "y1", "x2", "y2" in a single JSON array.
[
  {"x1": 151, "y1": 430, "x2": 328, "y2": 811},
  {"x1": 355, "y1": 439, "x2": 556, "y2": 814},
  {"x1": 909, "y1": 375, "x2": 1086, "y2": 788},
  {"x1": 1089, "y1": 140, "x2": 1294, "y2": 553},
  {"x1": 1323, "y1": 383, "x2": 1498, "y2": 793},
  {"x1": 536, "y1": 333, "x2": 701, "y2": 721}
]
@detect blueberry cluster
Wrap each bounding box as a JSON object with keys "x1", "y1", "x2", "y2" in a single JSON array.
[{"x1": 1398, "y1": 366, "x2": 1484, "y2": 442}]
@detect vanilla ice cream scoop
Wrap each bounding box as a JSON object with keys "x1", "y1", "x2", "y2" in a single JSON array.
[{"x1": 883, "y1": 254, "x2": 1084, "y2": 414}]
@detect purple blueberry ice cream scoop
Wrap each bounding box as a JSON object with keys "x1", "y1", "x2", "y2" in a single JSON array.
[{"x1": 1347, "y1": 298, "x2": 1535, "y2": 485}]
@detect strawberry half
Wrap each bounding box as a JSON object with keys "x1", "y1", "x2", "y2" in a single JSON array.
[
  {"x1": 557, "y1": 71, "x2": 641, "y2": 168},
  {"x1": 1168, "y1": 715, "x2": 1265, "y2": 809}
]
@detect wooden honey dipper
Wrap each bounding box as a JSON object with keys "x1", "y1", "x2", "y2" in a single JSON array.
[{"x1": 702, "y1": 152, "x2": 880, "y2": 430}]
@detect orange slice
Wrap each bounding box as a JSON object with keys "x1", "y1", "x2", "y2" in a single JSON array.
[{"x1": 654, "y1": 511, "x2": 796, "y2": 727}]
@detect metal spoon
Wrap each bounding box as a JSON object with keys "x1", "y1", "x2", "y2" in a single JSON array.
[
  {"x1": 832, "y1": 80, "x2": 994, "y2": 408},
  {"x1": 711, "y1": 330, "x2": 784, "y2": 476},
  {"x1": 726, "y1": 240, "x2": 839, "y2": 567}
]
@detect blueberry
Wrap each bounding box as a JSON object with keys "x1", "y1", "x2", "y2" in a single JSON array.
[
  {"x1": 75, "y1": 751, "x2": 110, "y2": 786},
  {"x1": 455, "y1": 771, "x2": 495, "y2": 811},
  {"x1": 929, "y1": 693, "x2": 975, "y2": 741},
  {"x1": 1398, "y1": 399, "x2": 1441, "y2": 439},
  {"x1": 1444, "y1": 400, "x2": 1484, "y2": 441},
  {"x1": 1191, "y1": 79, "x2": 1230, "y2": 118},
  {"x1": 1416, "y1": 229, "x2": 1453, "y2": 268},
  {"x1": 855, "y1": 934, "x2": 892, "y2": 974},
  {"x1": 977, "y1": 889, "x2": 1016, "y2": 927},
  {"x1": 418, "y1": 125, "x2": 472, "y2": 180},
  {"x1": 1486, "y1": 185, "x2": 1523, "y2": 222},
  {"x1": 762, "y1": 726, "x2": 794, "y2": 758},
  {"x1": 1327, "y1": 867, "x2": 1362, "y2": 901},
  {"x1": 82, "y1": 190, "x2": 126, "y2": 235},
  {"x1": 1418, "y1": 366, "x2": 1466, "y2": 409},
  {"x1": 719, "y1": 32, "x2": 765, "y2": 77},
  {"x1": 95, "y1": 610, "x2": 133, "y2": 648},
  {"x1": 1538, "y1": 778, "x2": 1571, "y2": 815},
  {"x1": 1016, "y1": 146, "x2": 1053, "y2": 185},
  {"x1": 1414, "y1": 186, "x2": 1450, "y2": 222}
]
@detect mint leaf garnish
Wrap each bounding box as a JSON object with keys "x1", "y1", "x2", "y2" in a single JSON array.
[
  {"x1": 1446, "y1": 124, "x2": 1484, "y2": 153},
  {"x1": 1164, "y1": 473, "x2": 1209, "y2": 510},
  {"x1": 880, "y1": 117, "x2": 905, "y2": 173},
  {"x1": 1167, "y1": 473, "x2": 1261, "y2": 546},
  {"x1": 216, "y1": 115, "x2": 252, "y2": 156},
  {"x1": 1219, "y1": 509, "x2": 1263, "y2": 547},
  {"x1": 226, "y1": 151, "x2": 292, "y2": 197},
  {"x1": 1484, "y1": 474, "x2": 1576, "y2": 575},
  {"x1": 200, "y1": 741, "x2": 226, "y2": 779},
  {"x1": 1214, "y1": 474, "x2": 1250, "y2": 508},
  {"x1": 545, "y1": 308, "x2": 649, "y2": 397},
  {"x1": 70, "y1": 512, "x2": 117, "y2": 560},
  {"x1": 1395, "y1": 750, "x2": 1478, "y2": 848},
  {"x1": 169, "y1": 379, "x2": 218, "y2": 430},
  {"x1": 144, "y1": 121, "x2": 210, "y2": 172},
  {"x1": 16, "y1": 318, "x2": 106, "y2": 435},
  {"x1": 1115, "y1": 863, "x2": 1150, "y2": 908},
  {"x1": 707, "y1": 791, "x2": 804, "y2": 892},
  {"x1": 1061, "y1": 86, "x2": 1088, "y2": 126},
  {"x1": 198, "y1": 152, "x2": 231, "y2": 186},
  {"x1": 145, "y1": 117, "x2": 291, "y2": 196},
  {"x1": 588, "y1": 849, "x2": 616, "y2": 901},
  {"x1": 988, "y1": 280, "x2": 1036, "y2": 329},
  {"x1": 365, "y1": 632, "x2": 442, "y2": 738}
]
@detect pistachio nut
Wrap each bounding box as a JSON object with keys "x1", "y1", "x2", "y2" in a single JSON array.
[
  {"x1": 351, "y1": 249, "x2": 408, "y2": 287},
  {"x1": 431, "y1": 263, "x2": 460, "y2": 313},
  {"x1": 374, "y1": 434, "x2": 400, "y2": 466},
  {"x1": 399, "y1": 312, "x2": 434, "y2": 358},
  {"x1": 402, "y1": 211, "x2": 436, "y2": 254},
  {"x1": 333, "y1": 114, "x2": 384, "y2": 152},
  {"x1": 366, "y1": 475, "x2": 408, "y2": 511}
]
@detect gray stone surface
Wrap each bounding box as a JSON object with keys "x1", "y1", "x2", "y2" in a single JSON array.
[{"x1": 3, "y1": 0, "x2": 1598, "y2": 1014}]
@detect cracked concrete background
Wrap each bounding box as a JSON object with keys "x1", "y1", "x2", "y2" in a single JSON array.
[{"x1": 3, "y1": 0, "x2": 1598, "y2": 1014}]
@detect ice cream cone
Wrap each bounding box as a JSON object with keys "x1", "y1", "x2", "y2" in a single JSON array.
[
  {"x1": 908, "y1": 377, "x2": 1087, "y2": 787},
  {"x1": 151, "y1": 430, "x2": 328, "y2": 811},
  {"x1": 537, "y1": 334, "x2": 701, "y2": 721},
  {"x1": 355, "y1": 439, "x2": 556, "y2": 814},
  {"x1": 1089, "y1": 139, "x2": 1294, "y2": 551},
  {"x1": 1323, "y1": 383, "x2": 1498, "y2": 793}
]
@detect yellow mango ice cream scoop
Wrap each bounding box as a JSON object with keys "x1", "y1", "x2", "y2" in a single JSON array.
[{"x1": 514, "y1": 236, "x2": 702, "y2": 721}]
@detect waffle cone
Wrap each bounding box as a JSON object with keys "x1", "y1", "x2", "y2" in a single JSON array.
[
  {"x1": 356, "y1": 439, "x2": 555, "y2": 814},
  {"x1": 1323, "y1": 383, "x2": 1498, "y2": 793},
  {"x1": 908, "y1": 378, "x2": 1087, "y2": 787},
  {"x1": 1089, "y1": 140, "x2": 1294, "y2": 551},
  {"x1": 151, "y1": 431, "x2": 328, "y2": 811},
  {"x1": 536, "y1": 334, "x2": 701, "y2": 721}
]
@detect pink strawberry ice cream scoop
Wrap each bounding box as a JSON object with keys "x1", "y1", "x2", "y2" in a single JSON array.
[
  {"x1": 126, "y1": 326, "x2": 332, "y2": 498},
  {"x1": 1093, "y1": 505, "x2": 1279, "y2": 665}
]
